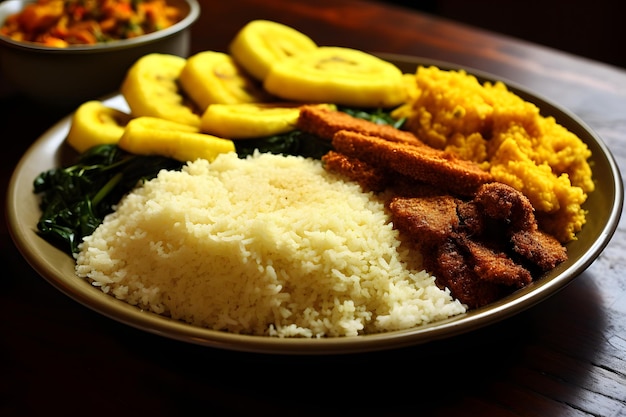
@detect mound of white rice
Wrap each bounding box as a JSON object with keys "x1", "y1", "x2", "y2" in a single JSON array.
[{"x1": 75, "y1": 152, "x2": 466, "y2": 337}]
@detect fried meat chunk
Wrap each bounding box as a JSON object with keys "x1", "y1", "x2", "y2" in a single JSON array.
[
  {"x1": 459, "y1": 236, "x2": 533, "y2": 288},
  {"x1": 474, "y1": 182, "x2": 537, "y2": 232},
  {"x1": 297, "y1": 105, "x2": 424, "y2": 146},
  {"x1": 425, "y1": 240, "x2": 506, "y2": 309},
  {"x1": 388, "y1": 183, "x2": 567, "y2": 308},
  {"x1": 473, "y1": 183, "x2": 567, "y2": 270},
  {"x1": 456, "y1": 201, "x2": 485, "y2": 236},
  {"x1": 510, "y1": 229, "x2": 568, "y2": 271},
  {"x1": 388, "y1": 196, "x2": 460, "y2": 246}
]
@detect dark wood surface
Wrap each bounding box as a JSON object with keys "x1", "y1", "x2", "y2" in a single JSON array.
[{"x1": 1, "y1": 1, "x2": 625, "y2": 416}]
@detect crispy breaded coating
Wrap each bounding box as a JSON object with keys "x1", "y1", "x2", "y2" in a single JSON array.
[
  {"x1": 388, "y1": 182, "x2": 567, "y2": 308},
  {"x1": 388, "y1": 196, "x2": 460, "y2": 246},
  {"x1": 459, "y1": 236, "x2": 532, "y2": 288},
  {"x1": 474, "y1": 182, "x2": 537, "y2": 232},
  {"x1": 332, "y1": 130, "x2": 493, "y2": 196},
  {"x1": 510, "y1": 229, "x2": 568, "y2": 271},
  {"x1": 321, "y1": 151, "x2": 389, "y2": 192},
  {"x1": 456, "y1": 201, "x2": 485, "y2": 236},
  {"x1": 297, "y1": 105, "x2": 424, "y2": 146},
  {"x1": 321, "y1": 150, "x2": 443, "y2": 197},
  {"x1": 426, "y1": 240, "x2": 505, "y2": 309}
]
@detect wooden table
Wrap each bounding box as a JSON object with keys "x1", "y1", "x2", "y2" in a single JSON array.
[{"x1": 1, "y1": 1, "x2": 625, "y2": 415}]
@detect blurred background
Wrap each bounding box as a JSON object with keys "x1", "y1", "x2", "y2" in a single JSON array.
[
  {"x1": 384, "y1": 0, "x2": 625, "y2": 69},
  {"x1": 0, "y1": 0, "x2": 621, "y2": 68}
]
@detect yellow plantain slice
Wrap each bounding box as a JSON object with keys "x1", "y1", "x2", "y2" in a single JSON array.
[
  {"x1": 178, "y1": 51, "x2": 272, "y2": 112},
  {"x1": 124, "y1": 116, "x2": 200, "y2": 132},
  {"x1": 66, "y1": 100, "x2": 133, "y2": 153},
  {"x1": 121, "y1": 53, "x2": 201, "y2": 128},
  {"x1": 119, "y1": 116, "x2": 235, "y2": 162},
  {"x1": 264, "y1": 47, "x2": 408, "y2": 108},
  {"x1": 229, "y1": 19, "x2": 318, "y2": 81},
  {"x1": 200, "y1": 102, "x2": 306, "y2": 139}
]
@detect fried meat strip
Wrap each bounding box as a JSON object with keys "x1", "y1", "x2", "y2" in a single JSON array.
[
  {"x1": 321, "y1": 151, "x2": 389, "y2": 192},
  {"x1": 332, "y1": 130, "x2": 493, "y2": 196},
  {"x1": 322, "y1": 151, "x2": 447, "y2": 198},
  {"x1": 297, "y1": 105, "x2": 424, "y2": 146},
  {"x1": 300, "y1": 106, "x2": 492, "y2": 196}
]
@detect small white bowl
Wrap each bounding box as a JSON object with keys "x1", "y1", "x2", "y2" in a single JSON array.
[{"x1": 0, "y1": 0, "x2": 200, "y2": 109}]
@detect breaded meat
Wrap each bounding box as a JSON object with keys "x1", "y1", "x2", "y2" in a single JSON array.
[
  {"x1": 321, "y1": 151, "x2": 389, "y2": 192},
  {"x1": 388, "y1": 183, "x2": 567, "y2": 308},
  {"x1": 388, "y1": 196, "x2": 460, "y2": 246},
  {"x1": 297, "y1": 105, "x2": 424, "y2": 146},
  {"x1": 322, "y1": 150, "x2": 446, "y2": 197},
  {"x1": 474, "y1": 182, "x2": 537, "y2": 232},
  {"x1": 510, "y1": 229, "x2": 568, "y2": 271},
  {"x1": 332, "y1": 130, "x2": 493, "y2": 196},
  {"x1": 426, "y1": 240, "x2": 506, "y2": 309},
  {"x1": 459, "y1": 236, "x2": 533, "y2": 288},
  {"x1": 456, "y1": 201, "x2": 485, "y2": 236}
]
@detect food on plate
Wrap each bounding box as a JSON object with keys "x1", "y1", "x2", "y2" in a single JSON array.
[
  {"x1": 229, "y1": 19, "x2": 318, "y2": 81},
  {"x1": 31, "y1": 20, "x2": 594, "y2": 335},
  {"x1": 264, "y1": 47, "x2": 407, "y2": 108},
  {"x1": 35, "y1": 144, "x2": 183, "y2": 254},
  {"x1": 0, "y1": 0, "x2": 182, "y2": 47},
  {"x1": 200, "y1": 102, "x2": 334, "y2": 140},
  {"x1": 393, "y1": 66, "x2": 593, "y2": 242},
  {"x1": 298, "y1": 106, "x2": 568, "y2": 306},
  {"x1": 297, "y1": 104, "x2": 423, "y2": 146},
  {"x1": 328, "y1": 129, "x2": 494, "y2": 197},
  {"x1": 119, "y1": 115, "x2": 199, "y2": 133},
  {"x1": 74, "y1": 152, "x2": 466, "y2": 337},
  {"x1": 66, "y1": 100, "x2": 132, "y2": 153},
  {"x1": 118, "y1": 117, "x2": 234, "y2": 162},
  {"x1": 178, "y1": 51, "x2": 272, "y2": 112},
  {"x1": 121, "y1": 53, "x2": 201, "y2": 128},
  {"x1": 388, "y1": 183, "x2": 567, "y2": 308}
]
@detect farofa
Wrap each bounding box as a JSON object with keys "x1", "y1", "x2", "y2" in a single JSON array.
[
  {"x1": 74, "y1": 152, "x2": 466, "y2": 337},
  {"x1": 393, "y1": 66, "x2": 593, "y2": 242}
]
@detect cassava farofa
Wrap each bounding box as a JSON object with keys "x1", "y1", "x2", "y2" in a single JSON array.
[
  {"x1": 393, "y1": 66, "x2": 593, "y2": 242},
  {"x1": 74, "y1": 152, "x2": 466, "y2": 337}
]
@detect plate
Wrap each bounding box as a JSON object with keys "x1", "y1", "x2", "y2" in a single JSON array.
[{"x1": 6, "y1": 55, "x2": 623, "y2": 355}]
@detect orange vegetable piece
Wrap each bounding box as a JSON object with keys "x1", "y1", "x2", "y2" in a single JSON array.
[{"x1": 17, "y1": 1, "x2": 63, "y2": 33}]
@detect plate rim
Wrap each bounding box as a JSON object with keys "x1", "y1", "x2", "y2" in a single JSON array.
[{"x1": 6, "y1": 55, "x2": 624, "y2": 355}]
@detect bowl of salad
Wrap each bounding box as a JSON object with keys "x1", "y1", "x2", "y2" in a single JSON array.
[{"x1": 0, "y1": 0, "x2": 200, "y2": 109}]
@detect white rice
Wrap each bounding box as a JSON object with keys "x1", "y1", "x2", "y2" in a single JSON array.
[{"x1": 75, "y1": 152, "x2": 466, "y2": 337}]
